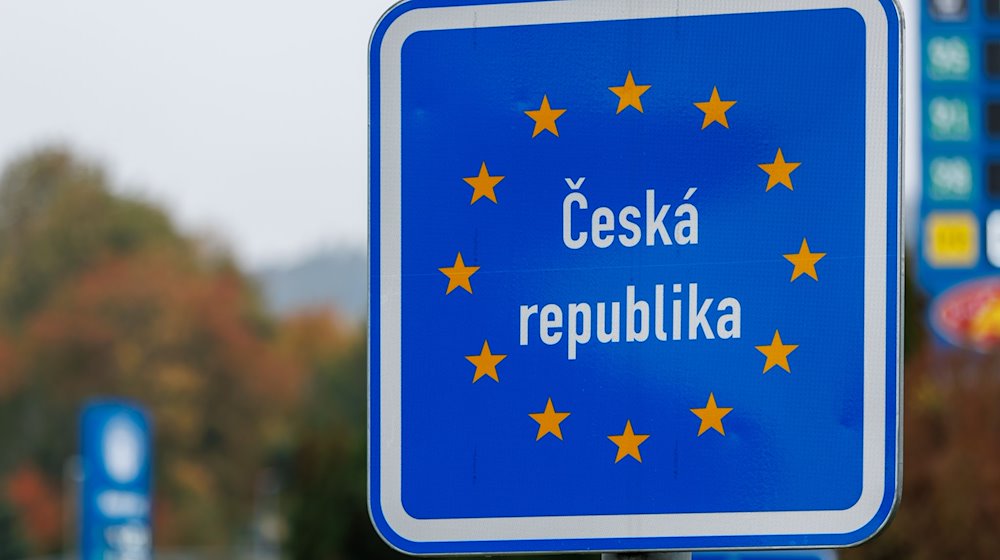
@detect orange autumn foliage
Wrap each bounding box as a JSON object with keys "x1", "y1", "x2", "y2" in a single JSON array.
[
  {"x1": 12, "y1": 252, "x2": 306, "y2": 545},
  {"x1": 21, "y1": 252, "x2": 303, "y2": 408},
  {"x1": 0, "y1": 149, "x2": 356, "y2": 553},
  {"x1": 4, "y1": 465, "x2": 60, "y2": 551},
  {"x1": 277, "y1": 308, "x2": 356, "y2": 368}
]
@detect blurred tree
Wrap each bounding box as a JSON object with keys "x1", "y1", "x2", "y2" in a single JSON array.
[
  {"x1": 14, "y1": 253, "x2": 305, "y2": 544},
  {"x1": 0, "y1": 494, "x2": 28, "y2": 560},
  {"x1": 844, "y1": 256, "x2": 1000, "y2": 559},
  {"x1": 4, "y1": 465, "x2": 56, "y2": 554},
  {"x1": 0, "y1": 148, "x2": 305, "y2": 552},
  {"x1": 903, "y1": 249, "x2": 927, "y2": 360},
  {"x1": 0, "y1": 333, "x2": 18, "y2": 400},
  {"x1": 282, "y1": 320, "x2": 375, "y2": 560},
  {"x1": 0, "y1": 150, "x2": 183, "y2": 327},
  {"x1": 844, "y1": 347, "x2": 1000, "y2": 560}
]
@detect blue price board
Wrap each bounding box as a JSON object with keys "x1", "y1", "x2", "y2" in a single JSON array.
[
  {"x1": 919, "y1": 0, "x2": 1000, "y2": 349},
  {"x1": 80, "y1": 401, "x2": 153, "y2": 560},
  {"x1": 369, "y1": 0, "x2": 901, "y2": 554}
]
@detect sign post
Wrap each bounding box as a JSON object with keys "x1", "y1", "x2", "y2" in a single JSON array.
[
  {"x1": 80, "y1": 400, "x2": 153, "y2": 560},
  {"x1": 369, "y1": 0, "x2": 901, "y2": 554}
]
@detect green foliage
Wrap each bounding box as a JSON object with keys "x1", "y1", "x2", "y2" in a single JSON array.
[
  {"x1": 283, "y1": 333, "x2": 385, "y2": 560},
  {"x1": 0, "y1": 150, "x2": 184, "y2": 326},
  {"x1": 843, "y1": 348, "x2": 1000, "y2": 560},
  {"x1": 902, "y1": 248, "x2": 927, "y2": 359},
  {"x1": 0, "y1": 497, "x2": 28, "y2": 560},
  {"x1": 0, "y1": 148, "x2": 301, "y2": 551}
]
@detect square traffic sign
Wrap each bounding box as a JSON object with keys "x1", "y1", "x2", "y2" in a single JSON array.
[{"x1": 369, "y1": 0, "x2": 901, "y2": 554}]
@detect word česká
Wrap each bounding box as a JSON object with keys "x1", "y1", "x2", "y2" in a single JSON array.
[{"x1": 562, "y1": 177, "x2": 699, "y2": 250}]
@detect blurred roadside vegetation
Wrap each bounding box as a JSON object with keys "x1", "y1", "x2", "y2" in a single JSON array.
[
  {"x1": 0, "y1": 148, "x2": 996, "y2": 560},
  {"x1": 0, "y1": 148, "x2": 309, "y2": 553}
]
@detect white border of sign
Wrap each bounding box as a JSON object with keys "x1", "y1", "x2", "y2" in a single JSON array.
[{"x1": 372, "y1": 0, "x2": 901, "y2": 551}]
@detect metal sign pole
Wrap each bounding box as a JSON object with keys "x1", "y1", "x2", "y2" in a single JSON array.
[{"x1": 602, "y1": 553, "x2": 692, "y2": 560}]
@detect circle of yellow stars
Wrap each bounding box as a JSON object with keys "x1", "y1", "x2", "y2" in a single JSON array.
[{"x1": 433, "y1": 69, "x2": 827, "y2": 464}]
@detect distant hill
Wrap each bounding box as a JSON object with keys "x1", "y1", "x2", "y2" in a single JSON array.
[{"x1": 254, "y1": 247, "x2": 366, "y2": 322}]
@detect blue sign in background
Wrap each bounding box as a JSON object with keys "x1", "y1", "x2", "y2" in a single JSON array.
[
  {"x1": 80, "y1": 400, "x2": 152, "y2": 560},
  {"x1": 399, "y1": 9, "x2": 866, "y2": 519},
  {"x1": 918, "y1": 0, "x2": 1000, "y2": 295},
  {"x1": 918, "y1": 0, "x2": 1000, "y2": 348}
]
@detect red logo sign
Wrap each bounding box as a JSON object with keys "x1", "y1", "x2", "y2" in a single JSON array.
[{"x1": 931, "y1": 277, "x2": 1000, "y2": 351}]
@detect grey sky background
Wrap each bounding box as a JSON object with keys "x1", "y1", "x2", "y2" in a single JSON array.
[{"x1": 0, "y1": 0, "x2": 919, "y2": 268}]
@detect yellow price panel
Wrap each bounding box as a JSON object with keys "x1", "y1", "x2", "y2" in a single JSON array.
[{"x1": 924, "y1": 211, "x2": 979, "y2": 268}]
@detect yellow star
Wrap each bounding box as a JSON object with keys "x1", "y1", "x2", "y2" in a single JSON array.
[
  {"x1": 755, "y1": 330, "x2": 799, "y2": 373},
  {"x1": 529, "y1": 398, "x2": 570, "y2": 440},
  {"x1": 608, "y1": 420, "x2": 649, "y2": 463},
  {"x1": 438, "y1": 252, "x2": 480, "y2": 295},
  {"x1": 465, "y1": 340, "x2": 507, "y2": 382},
  {"x1": 783, "y1": 238, "x2": 827, "y2": 281},
  {"x1": 524, "y1": 95, "x2": 566, "y2": 137},
  {"x1": 758, "y1": 148, "x2": 801, "y2": 191},
  {"x1": 608, "y1": 71, "x2": 651, "y2": 114},
  {"x1": 693, "y1": 86, "x2": 736, "y2": 129},
  {"x1": 462, "y1": 162, "x2": 505, "y2": 204},
  {"x1": 690, "y1": 393, "x2": 733, "y2": 436}
]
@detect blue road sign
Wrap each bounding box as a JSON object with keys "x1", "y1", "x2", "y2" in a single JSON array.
[
  {"x1": 80, "y1": 401, "x2": 153, "y2": 560},
  {"x1": 369, "y1": 0, "x2": 901, "y2": 554}
]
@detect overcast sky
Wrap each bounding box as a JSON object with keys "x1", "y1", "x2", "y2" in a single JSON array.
[{"x1": 0, "y1": 0, "x2": 919, "y2": 268}]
